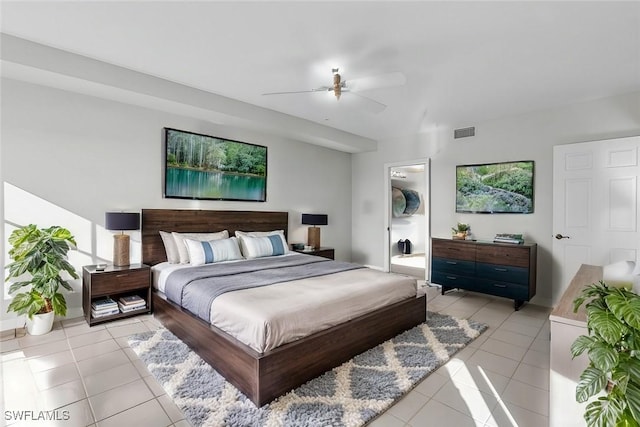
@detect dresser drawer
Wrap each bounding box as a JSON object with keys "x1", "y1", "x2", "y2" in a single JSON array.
[
  {"x1": 432, "y1": 257, "x2": 476, "y2": 275},
  {"x1": 431, "y1": 271, "x2": 476, "y2": 288},
  {"x1": 476, "y1": 245, "x2": 530, "y2": 268},
  {"x1": 476, "y1": 262, "x2": 529, "y2": 285},
  {"x1": 90, "y1": 268, "x2": 150, "y2": 295},
  {"x1": 476, "y1": 278, "x2": 530, "y2": 300},
  {"x1": 431, "y1": 239, "x2": 476, "y2": 262}
]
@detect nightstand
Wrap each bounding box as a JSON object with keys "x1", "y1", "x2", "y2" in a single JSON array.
[
  {"x1": 82, "y1": 264, "x2": 151, "y2": 326},
  {"x1": 293, "y1": 247, "x2": 335, "y2": 260}
]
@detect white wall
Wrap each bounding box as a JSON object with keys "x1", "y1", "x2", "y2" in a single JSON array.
[
  {"x1": 352, "y1": 91, "x2": 640, "y2": 306},
  {"x1": 352, "y1": 134, "x2": 431, "y2": 266},
  {"x1": 1, "y1": 78, "x2": 352, "y2": 329}
]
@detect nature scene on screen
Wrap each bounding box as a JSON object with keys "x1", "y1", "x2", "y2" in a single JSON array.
[
  {"x1": 165, "y1": 129, "x2": 267, "y2": 201},
  {"x1": 456, "y1": 161, "x2": 534, "y2": 213}
]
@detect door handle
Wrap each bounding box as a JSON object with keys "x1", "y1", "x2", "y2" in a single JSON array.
[{"x1": 554, "y1": 234, "x2": 570, "y2": 240}]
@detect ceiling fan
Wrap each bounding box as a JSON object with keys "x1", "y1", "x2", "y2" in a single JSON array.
[{"x1": 262, "y1": 68, "x2": 406, "y2": 114}]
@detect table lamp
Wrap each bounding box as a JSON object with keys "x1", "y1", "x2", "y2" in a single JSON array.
[
  {"x1": 105, "y1": 212, "x2": 140, "y2": 266},
  {"x1": 301, "y1": 214, "x2": 328, "y2": 249}
]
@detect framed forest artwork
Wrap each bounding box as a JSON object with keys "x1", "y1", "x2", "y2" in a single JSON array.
[{"x1": 164, "y1": 128, "x2": 267, "y2": 202}]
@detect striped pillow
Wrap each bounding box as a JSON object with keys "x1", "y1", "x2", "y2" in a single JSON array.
[
  {"x1": 235, "y1": 230, "x2": 289, "y2": 257},
  {"x1": 172, "y1": 231, "x2": 229, "y2": 264},
  {"x1": 238, "y1": 234, "x2": 287, "y2": 259},
  {"x1": 184, "y1": 237, "x2": 243, "y2": 266}
]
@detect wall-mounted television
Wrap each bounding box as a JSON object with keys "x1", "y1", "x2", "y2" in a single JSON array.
[
  {"x1": 456, "y1": 160, "x2": 534, "y2": 214},
  {"x1": 164, "y1": 128, "x2": 267, "y2": 202}
]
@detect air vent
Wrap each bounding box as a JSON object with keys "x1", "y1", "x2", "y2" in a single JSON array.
[{"x1": 454, "y1": 127, "x2": 475, "y2": 139}]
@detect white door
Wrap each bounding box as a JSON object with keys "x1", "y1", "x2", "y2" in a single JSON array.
[{"x1": 552, "y1": 136, "x2": 640, "y2": 305}]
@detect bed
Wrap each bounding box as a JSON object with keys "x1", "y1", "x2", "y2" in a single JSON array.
[{"x1": 142, "y1": 209, "x2": 427, "y2": 406}]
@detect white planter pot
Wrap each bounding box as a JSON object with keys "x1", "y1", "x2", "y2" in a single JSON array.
[{"x1": 26, "y1": 311, "x2": 55, "y2": 336}]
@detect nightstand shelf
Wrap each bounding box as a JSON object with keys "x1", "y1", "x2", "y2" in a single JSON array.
[
  {"x1": 82, "y1": 263, "x2": 151, "y2": 326},
  {"x1": 293, "y1": 247, "x2": 335, "y2": 260}
]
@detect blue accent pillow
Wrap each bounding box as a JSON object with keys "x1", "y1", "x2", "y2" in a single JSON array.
[
  {"x1": 239, "y1": 234, "x2": 287, "y2": 259},
  {"x1": 184, "y1": 237, "x2": 243, "y2": 266}
]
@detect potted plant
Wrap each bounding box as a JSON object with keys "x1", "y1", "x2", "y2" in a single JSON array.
[
  {"x1": 5, "y1": 224, "x2": 79, "y2": 335},
  {"x1": 571, "y1": 281, "x2": 640, "y2": 427},
  {"x1": 451, "y1": 223, "x2": 470, "y2": 239}
]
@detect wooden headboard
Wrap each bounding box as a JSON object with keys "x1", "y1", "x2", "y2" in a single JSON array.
[{"x1": 141, "y1": 209, "x2": 289, "y2": 266}]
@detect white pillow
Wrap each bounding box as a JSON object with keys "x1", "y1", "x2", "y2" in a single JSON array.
[
  {"x1": 238, "y1": 234, "x2": 287, "y2": 259},
  {"x1": 159, "y1": 231, "x2": 180, "y2": 264},
  {"x1": 235, "y1": 230, "x2": 289, "y2": 256},
  {"x1": 603, "y1": 260, "x2": 636, "y2": 289},
  {"x1": 184, "y1": 237, "x2": 243, "y2": 266},
  {"x1": 172, "y1": 231, "x2": 229, "y2": 264}
]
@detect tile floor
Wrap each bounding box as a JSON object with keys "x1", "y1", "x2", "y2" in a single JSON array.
[{"x1": 1, "y1": 287, "x2": 551, "y2": 427}]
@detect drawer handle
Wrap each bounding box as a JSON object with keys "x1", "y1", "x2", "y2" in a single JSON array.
[
  {"x1": 446, "y1": 276, "x2": 457, "y2": 280},
  {"x1": 494, "y1": 268, "x2": 508, "y2": 272},
  {"x1": 115, "y1": 274, "x2": 129, "y2": 278},
  {"x1": 446, "y1": 261, "x2": 458, "y2": 265},
  {"x1": 492, "y1": 284, "x2": 507, "y2": 288}
]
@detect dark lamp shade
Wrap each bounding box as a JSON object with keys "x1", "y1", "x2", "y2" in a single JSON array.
[
  {"x1": 301, "y1": 214, "x2": 328, "y2": 226},
  {"x1": 105, "y1": 212, "x2": 140, "y2": 231}
]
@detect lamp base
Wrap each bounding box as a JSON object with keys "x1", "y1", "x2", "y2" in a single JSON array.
[
  {"x1": 113, "y1": 234, "x2": 130, "y2": 266},
  {"x1": 307, "y1": 227, "x2": 321, "y2": 249}
]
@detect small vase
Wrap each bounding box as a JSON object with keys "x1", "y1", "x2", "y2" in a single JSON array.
[{"x1": 26, "y1": 311, "x2": 55, "y2": 335}]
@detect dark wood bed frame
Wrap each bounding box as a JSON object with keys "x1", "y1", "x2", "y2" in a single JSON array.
[{"x1": 142, "y1": 209, "x2": 427, "y2": 407}]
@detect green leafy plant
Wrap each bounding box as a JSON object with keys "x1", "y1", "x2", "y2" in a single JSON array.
[
  {"x1": 571, "y1": 281, "x2": 640, "y2": 427},
  {"x1": 451, "y1": 223, "x2": 470, "y2": 234},
  {"x1": 5, "y1": 225, "x2": 79, "y2": 318}
]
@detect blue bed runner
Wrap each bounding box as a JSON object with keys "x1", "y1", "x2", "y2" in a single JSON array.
[{"x1": 164, "y1": 254, "x2": 364, "y2": 322}]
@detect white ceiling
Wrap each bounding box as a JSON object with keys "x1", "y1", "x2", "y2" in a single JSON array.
[{"x1": 1, "y1": 1, "x2": 639, "y2": 151}]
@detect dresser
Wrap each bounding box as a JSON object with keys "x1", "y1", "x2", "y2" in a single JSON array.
[{"x1": 431, "y1": 238, "x2": 537, "y2": 310}]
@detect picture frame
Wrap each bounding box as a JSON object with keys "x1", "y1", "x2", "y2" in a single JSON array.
[
  {"x1": 164, "y1": 128, "x2": 267, "y2": 202},
  {"x1": 456, "y1": 160, "x2": 534, "y2": 214}
]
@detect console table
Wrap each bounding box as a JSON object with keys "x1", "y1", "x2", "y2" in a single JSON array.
[
  {"x1": 431, "y1": 238, "x2": 537, "y2": 310},
  {"x1": 549, "y1": 264, "x2": 600, "y2": 427}
]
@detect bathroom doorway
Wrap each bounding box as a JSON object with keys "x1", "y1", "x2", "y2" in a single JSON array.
[{"x1": 384, "y1": 159, "x2": 430, "y2": 281}]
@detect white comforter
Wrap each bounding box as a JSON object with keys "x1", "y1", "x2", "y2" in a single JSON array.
[{"x1": 152, "y1": 258, "x2": 417, "y2": 352}]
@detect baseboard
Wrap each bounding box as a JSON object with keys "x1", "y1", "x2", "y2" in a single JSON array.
[{"x1": 1, "y1": 316, "x2": 25, "y2": 332}]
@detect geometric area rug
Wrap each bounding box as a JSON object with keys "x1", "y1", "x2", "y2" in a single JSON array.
[{"x1": 128, "y1": 312, "x2": 487, "y2": 427}]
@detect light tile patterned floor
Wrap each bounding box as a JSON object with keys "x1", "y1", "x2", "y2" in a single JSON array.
[{"x1": 1, "y1": 287, "x2": 550, "y2": 427}]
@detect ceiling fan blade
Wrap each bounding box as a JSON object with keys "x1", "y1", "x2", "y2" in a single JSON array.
[
  {"x1": 344, "y1": 92, "x2": 387, "y2": 114},
  {"x1": 262, "y1": 87, "x2": 332, "y2": 96},
  {"x1": 346, "y1": 71, "x2": 407, "y2": 92}
]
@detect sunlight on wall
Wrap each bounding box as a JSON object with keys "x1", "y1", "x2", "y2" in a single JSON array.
[
  {"x1": 3, "y1": 182, "x2": 141, "y2": 328},
  {"x1": 4, "y1": 182, "x2": 94, "y2": 277}
]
